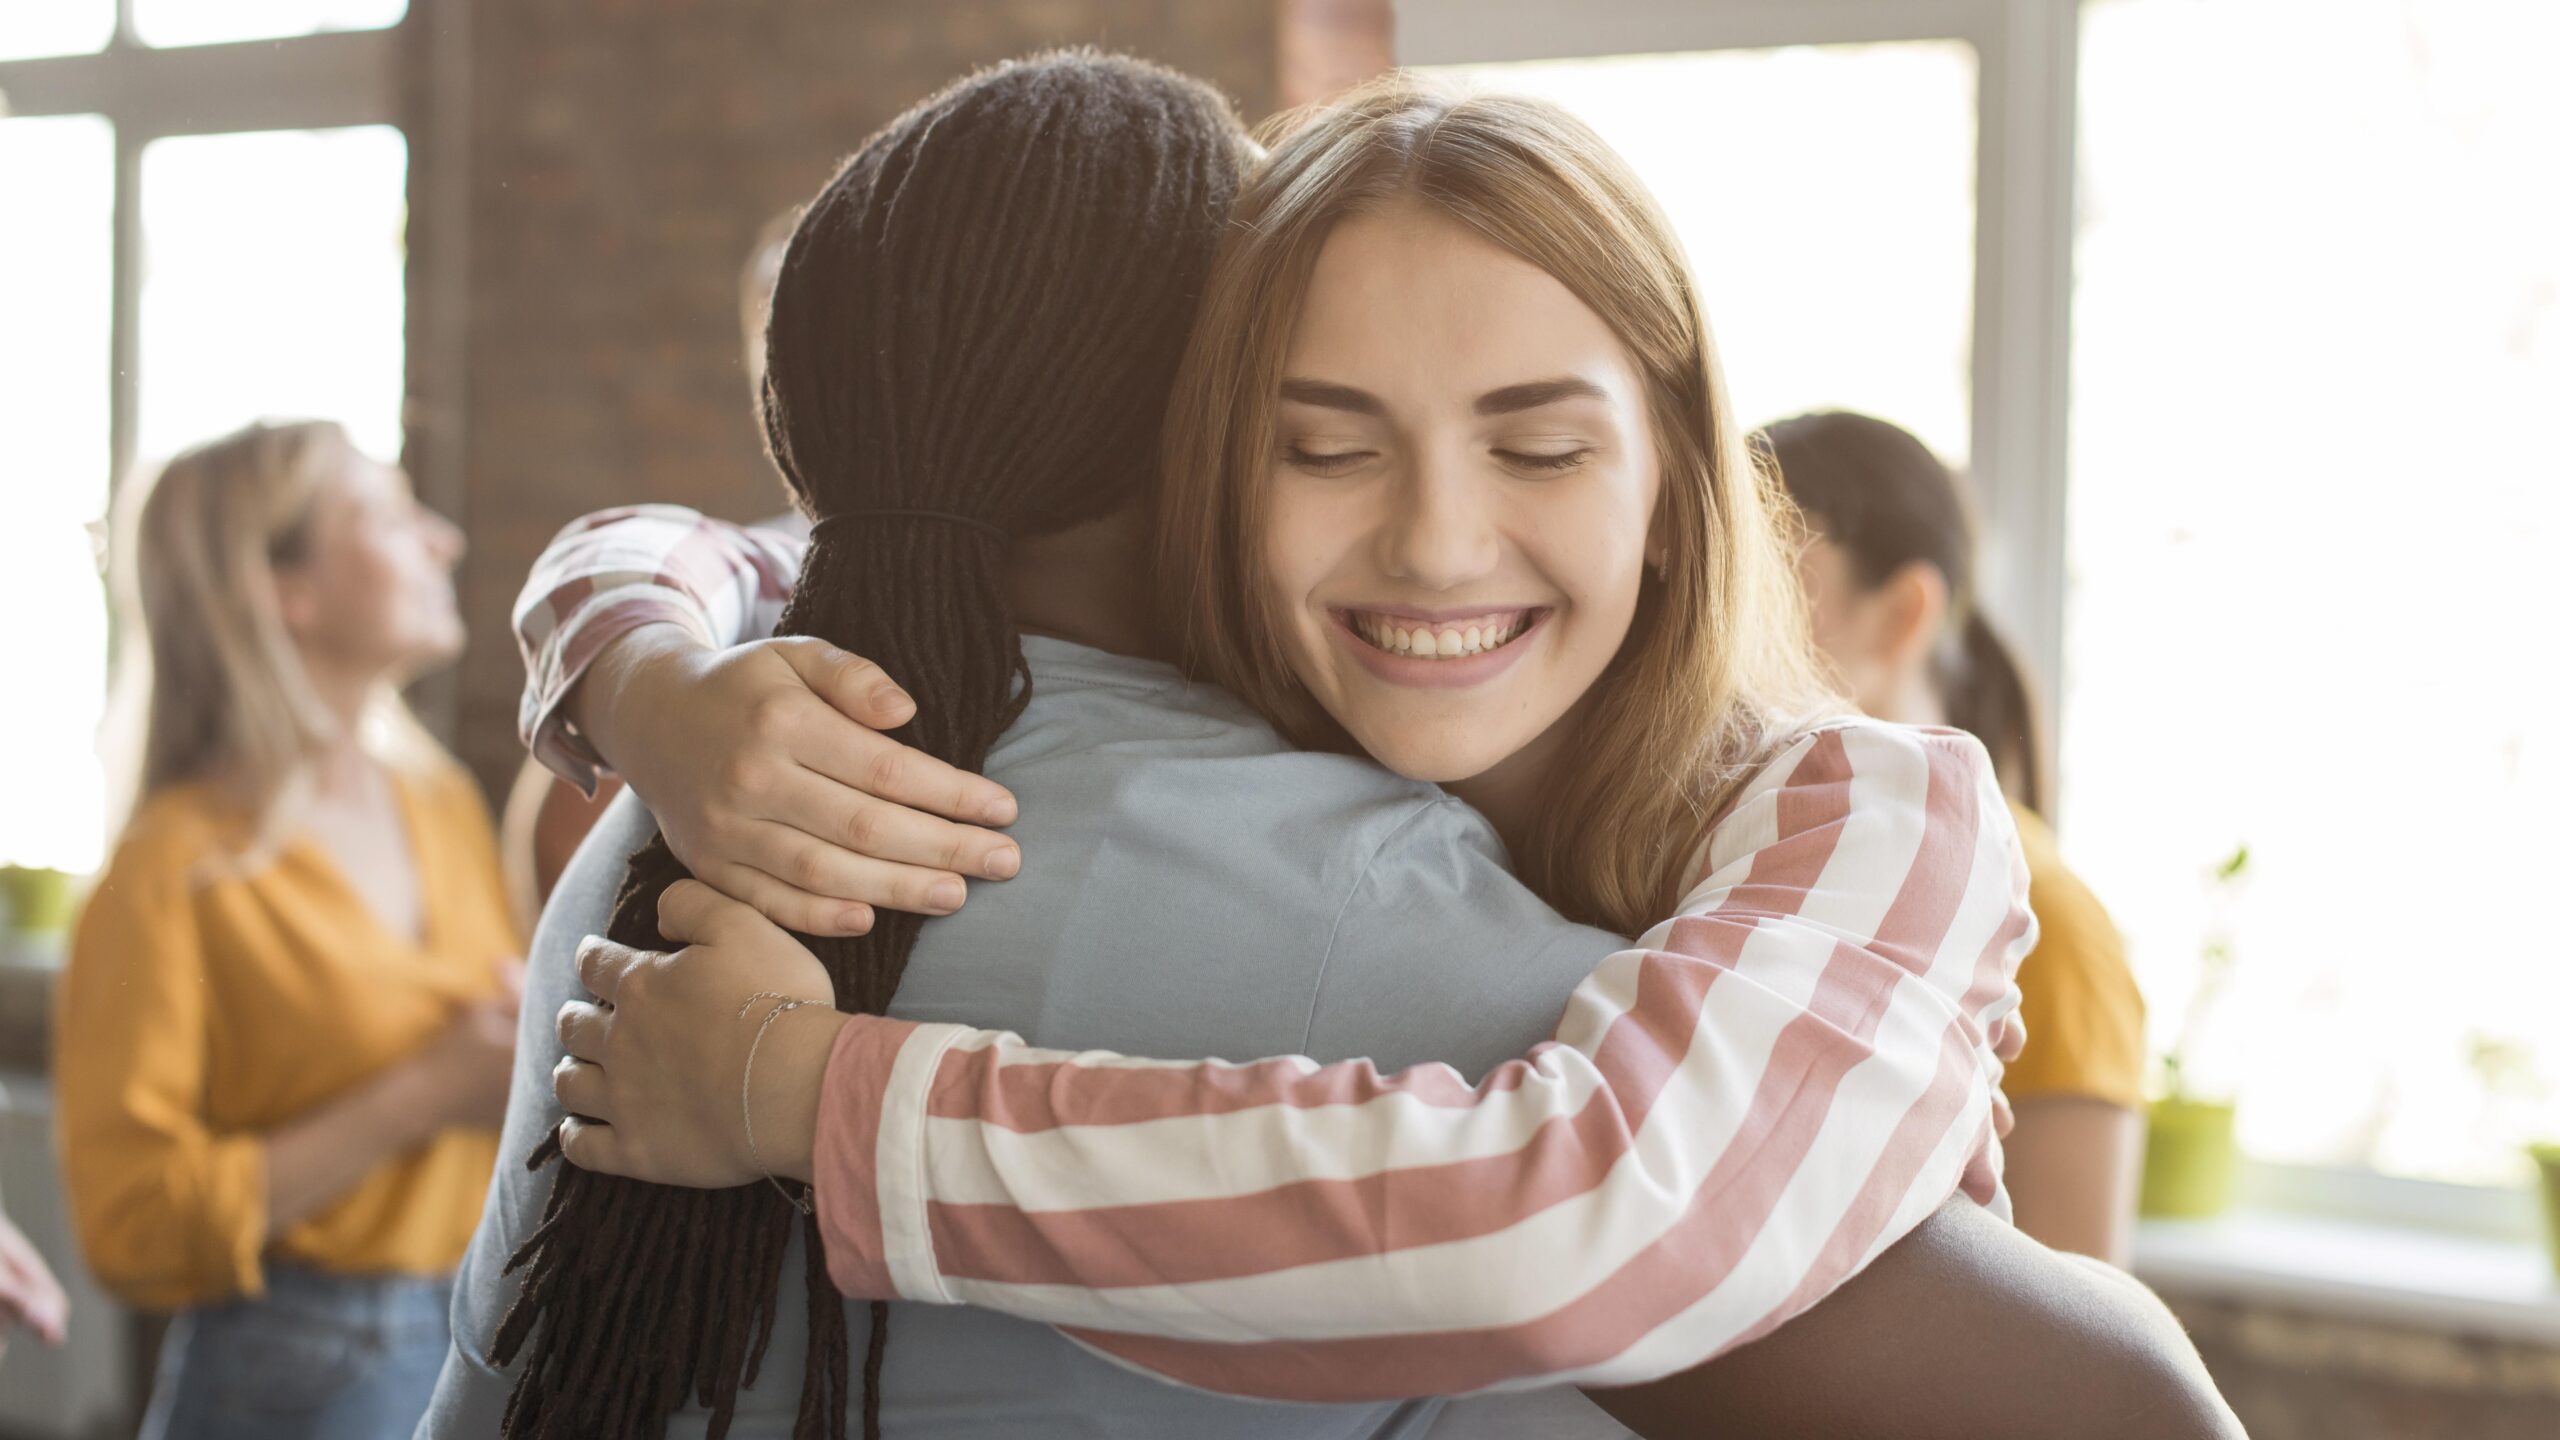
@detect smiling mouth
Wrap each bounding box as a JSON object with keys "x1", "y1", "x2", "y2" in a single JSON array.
[{"x1": 1338, "y1": 607, "x2": 1543, "y2": 661}]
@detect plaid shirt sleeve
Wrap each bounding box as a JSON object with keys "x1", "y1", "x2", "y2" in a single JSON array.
[{"x1": 511, "y1": 504, "x2": 805, "y2": 793}]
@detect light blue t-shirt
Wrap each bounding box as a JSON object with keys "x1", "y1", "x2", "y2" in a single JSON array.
[{"x1": 420, "y1": 638, "x2": 1633, "y2": 1439}]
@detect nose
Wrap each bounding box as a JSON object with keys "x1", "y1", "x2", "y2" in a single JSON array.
[
  {"x1": 1376, "y1": 447, "x2": 1500, "y2": 592},
  {"x1": 423, "y1": 507, "x2": 466, "y2": 566}
]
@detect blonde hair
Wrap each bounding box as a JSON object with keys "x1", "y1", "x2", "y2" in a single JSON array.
[
  {"x1": 1156, "y1": 74, "x2": 1841, "y2": 933},
  {"x1": 109, "y1": 419, "x2": 439, "y2": 855}
]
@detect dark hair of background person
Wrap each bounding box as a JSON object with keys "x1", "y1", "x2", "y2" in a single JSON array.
[
  {"x1": 1759, "y1": 410, "x2": 2048, "y2": 814},
  {"x1": 490, "y1": 50, "x2": 1251, "y2": 1440}
]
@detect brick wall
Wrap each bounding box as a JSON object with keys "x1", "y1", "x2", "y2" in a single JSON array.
[{"x1": 411, "y1": 0, "x2": 1338, "y2": 795}]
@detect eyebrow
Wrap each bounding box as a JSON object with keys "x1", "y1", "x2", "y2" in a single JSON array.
[
  {"x1": 1279, "y1": 375, "x2": 1610, "y2": 418},
  {"x1": 1475, "y1": 377, "x2": 1607, "y2": 415},
  {"x1": 1278, "y1": 378, "x2": 1384, "y2": 416}
]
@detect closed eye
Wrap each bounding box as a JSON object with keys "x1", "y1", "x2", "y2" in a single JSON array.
[
  {"x1": 1284, "y1": 445, "x2": 1374, "y2": 477},
  {"x1": 1496, "y1": 448, "x2": 1592, "y2": 475}
]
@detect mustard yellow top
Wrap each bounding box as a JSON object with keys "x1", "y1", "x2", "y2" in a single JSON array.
[
  {"x1": 2000, "y1": 802, "x2": 2147, "y2": 1111},
  {"x1": 55, "y1": 758, "x2": 518, "y2": 1310}
]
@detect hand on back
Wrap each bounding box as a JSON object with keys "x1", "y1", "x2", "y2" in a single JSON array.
[
  {"x1": 552, "y1": 880, "x2": 845, "y2": 1190},
  {"x1": 592, "y1": 629, "x2": 1020, "y2": 936},
  {"x1": 415, "y1": 959, "x2": 523, "y2": 1130}
]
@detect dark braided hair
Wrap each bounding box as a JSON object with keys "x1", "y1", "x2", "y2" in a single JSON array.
[{"x1": 491, "y1": 50, "x2": 1249, "y2": 1440}]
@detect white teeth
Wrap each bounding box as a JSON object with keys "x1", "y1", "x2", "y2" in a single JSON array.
[{"x1": 1351, "y1": 611, "x2": 1530, "y2": 660}]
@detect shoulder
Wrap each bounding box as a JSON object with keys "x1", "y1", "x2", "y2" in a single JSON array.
[
  {"x1": 2008, "y1": 803, "x2": 2132, "y2": 987},
  {"x1": 1685, "y1": 719, "x2": 2004, "y2": 891},
  {"x1": 98, "y1": 784, "x2": 240, "y2": 890},
  {"x1": 399, "y1": 749, "x2": 501, "y2": 838}
]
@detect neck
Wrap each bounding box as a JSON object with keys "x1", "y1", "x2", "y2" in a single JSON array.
[
  {"x1": 1003, "y1": 505, "x2": 1166, "y2": 661},
  {"x1": 1872, "y1": 667, "x2": 1946, "y2": 728},
  {"x1": 298, "y1": 659, "x2": 382, "y2": 797},
  {"x1": 1446, "y1": 698, "x2": 1588, "y2": 864}
]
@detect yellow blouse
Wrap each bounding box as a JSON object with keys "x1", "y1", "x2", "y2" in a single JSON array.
[
  {"x1": 2001, "y1": 802, "x2": 2148, "y2": 1111},
  {"x1": 56, "y1": 758, "x2": 518, "y2": 1310}
]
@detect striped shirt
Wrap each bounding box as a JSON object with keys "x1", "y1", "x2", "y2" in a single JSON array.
[{"x1": 510, "y1": 506, "x2": 2033, "y2": 1401}]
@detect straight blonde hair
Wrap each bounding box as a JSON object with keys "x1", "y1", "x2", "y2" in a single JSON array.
[
  {"x1": 1156, "y1": 74, "x2": 1841, "y2": 934},
  {"x1": 109, "y1": 419, "x2": 438, "y2": 858}
]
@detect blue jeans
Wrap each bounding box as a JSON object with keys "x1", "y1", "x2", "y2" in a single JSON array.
[{"x1": 140, "y1": 1263, "x2": 453, "y2": 1440}]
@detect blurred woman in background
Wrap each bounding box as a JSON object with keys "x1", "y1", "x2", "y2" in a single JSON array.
[
  {"x1": 56, "y1": 420, "x2": 520, "y2": 1440},
  {"x1": 1764, "y1": 409, "x2": 2147, "y2": 1264}
]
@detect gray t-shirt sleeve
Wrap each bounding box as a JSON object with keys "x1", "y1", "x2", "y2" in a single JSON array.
[
  {"x1": 419, "y1": 791, "x2": 658, "y2": 1438},
  {"x1": 1302, "y1": 796, "x2": 1630, "y2": 1080}
]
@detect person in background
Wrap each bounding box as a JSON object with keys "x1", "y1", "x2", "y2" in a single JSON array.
[
  {"x1": 55, "y1": 420, "x2": 521, "y2": 1440},
  {"x1": 1763, "y1": 409, "x2": 2147, "y2": 1264},
  {"x1": 497, "y1": 209, "x2": 807, "y2": 924}
]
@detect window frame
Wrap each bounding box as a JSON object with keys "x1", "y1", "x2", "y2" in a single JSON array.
[
  {"x1": 0, "y1": 4, "x2": 406, "y2": 504},
  {"x1": 1396, "y1": 0, "x2": 2082, "y2": 784}
]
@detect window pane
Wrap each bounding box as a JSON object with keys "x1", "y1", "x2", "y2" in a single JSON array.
[
  {"x1": 133, "y1": 0, "x2": 406, "y2": 49},
  {"x1": 1419, "y1": 43, "x2": 1978, "y2": 463},
  {"x1": 2065, "y1": 0, "x2": 2560, "y2": 1184},
  {"x1": 0, "y1": 0, "x2": 114, "y2": 60},
  {"x1": 138, "y1": 125, "x2": 407, "y2": 466},
  {"x1": 0, "y1": 116, "x2": 114, "y2": 873}
]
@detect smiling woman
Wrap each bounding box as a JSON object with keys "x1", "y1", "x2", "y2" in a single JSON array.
[{"x1": 1260, "y1": 204, "x2": 1663, "y2": 812}]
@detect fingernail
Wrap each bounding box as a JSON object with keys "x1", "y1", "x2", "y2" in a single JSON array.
[
  {"x1": 983, "y1": 795, "x2": 1019, "y2": 826},
  {"x1": 985, "y1": 846, "x2": 1020, "y2": 880},
  {"x1": 875, "y1": 684, "x2": 914, "y2": 717},
  {"x1": 928, "y1": 879, "x2": 966, "y2": 913},
  {"x1": 841, "y1": 904, "x2": 874, "y2": 936}
]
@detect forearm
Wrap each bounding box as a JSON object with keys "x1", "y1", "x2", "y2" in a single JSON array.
[
  {"x1": 802, "y1": 722, "x2": 2030, "y2": 1399},
  {"x1": 261, "y1": 1058, "x2": 443, "y2": 1236},
  {"x1": 512, "y1": 505, "x2": 803, "y2": 787},
  {"x1": 556, "y1": 622, "x2": 712, "y2": 778}
]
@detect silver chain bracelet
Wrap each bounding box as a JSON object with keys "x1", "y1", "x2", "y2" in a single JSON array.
[{"x1": 739, "y1": 991, "x2": 818, "y2": 1216}]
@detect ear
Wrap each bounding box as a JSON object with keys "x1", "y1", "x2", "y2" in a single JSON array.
[
  {"x1": 270, "y1": 566, "x2": 322, "y2": 641},
  {"x1": 1645, "y1": 491, "x2": 1672, "y2": 579},
  {"x1": 1876, "y1": 560, "x2": 1950, "y2": 672}
]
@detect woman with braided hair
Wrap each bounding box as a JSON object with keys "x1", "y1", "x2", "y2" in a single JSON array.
[{"x1": 480, "y1": 52, "x2": 1254, "y2": 1440}]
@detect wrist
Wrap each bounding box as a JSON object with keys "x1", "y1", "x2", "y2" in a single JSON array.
[
  {"x1": 750, "y1": 1005, "x2": 850, "y2": 1185},
  {"x1": 374, "y1": 1054, "x2": 450, "y2": 1146},
  {"x1": 571, "y1": 622, "x2": 708, "y2": 770}
]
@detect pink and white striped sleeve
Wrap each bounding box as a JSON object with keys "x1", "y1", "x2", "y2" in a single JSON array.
[
  {"x1": 512, "y1": 504, "x2": 805, "y2": 793},
  {"x1": 807, "y1": 721, "x2": 2034, "y2": 1400}
]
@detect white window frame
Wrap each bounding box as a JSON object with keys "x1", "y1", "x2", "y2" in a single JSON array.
[
  {"x1": 1397, "y1": 0, "x2": 2080, "y2": 793},
  {"x1": 0, "y1": 4, "x2": 464, "y2": 731},
  {"x1": 0, "y1": 6, "x2": 407, "y2": 496}
]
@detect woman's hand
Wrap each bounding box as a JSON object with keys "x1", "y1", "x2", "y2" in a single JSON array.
[
  {"x1": 579, "y1": 626, "x2": 1022, "y2": 937},
  {"x1": 553, "y1": 880, "x2": 847, "y2": 1189},
  {"x1": 414, "y1": 960, "x2": 524, "y2": 1131},
  {"x1": 0, "y1": 1211, "x2": 67, "y2": 1358}
]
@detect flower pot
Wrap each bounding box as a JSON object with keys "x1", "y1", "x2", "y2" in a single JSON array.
[
  {"x1": 2531, "y1": 1143, "x2": 2560, "y2": 1283},
  {"x1": 0, "y1": 866, "x2": 75, "y2": 937},
  {"x1": 2140, "y1": 1097, "x2": 2238, "y2": 1220}
]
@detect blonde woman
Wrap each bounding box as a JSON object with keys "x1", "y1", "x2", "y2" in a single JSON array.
[{"x1": 57, "y1": 421, "x2": 519, "y2": 1440}]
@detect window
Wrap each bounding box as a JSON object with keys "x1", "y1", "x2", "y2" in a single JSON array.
[
  {"x1": 0, "y1": 116, "x2": 115, "y2": 872},
  {"x1": 132, "y1": 0, "x2": 407, "y2": 50},
  {"x1": 1419, "y1": 43, "x2": 1978, "y2": 463},
  {"x1": 137, "y1": 126, "x2": 409, "y2": 465},
  {"x1": 0, "y1": 1, "x2": 114, "y2": 61},
  {"x1": 0, "y1": 11, "x2": 407, "y2": 876},
  {"x1": 2064, "y1": 0, "x2": 2560, "y2": 1186}
]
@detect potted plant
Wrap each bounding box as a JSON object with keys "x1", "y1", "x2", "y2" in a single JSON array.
[
  {"x1": 2139, "y1": 843, "x2": 2249, "y2": 1220},
  {"x1": 2465, "y1": 1031, "x2": 2560, "y2": 1280}
]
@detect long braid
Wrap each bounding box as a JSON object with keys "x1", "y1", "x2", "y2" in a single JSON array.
[{"x1": 494, "y1": 51, "x2": 1248, "y2": 1439}]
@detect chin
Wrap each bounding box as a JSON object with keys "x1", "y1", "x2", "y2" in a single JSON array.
[{"x1": 1344, "y1": 723, "x2": 1514, "y2": 787}]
